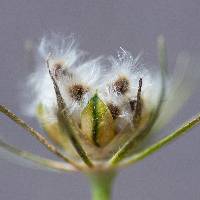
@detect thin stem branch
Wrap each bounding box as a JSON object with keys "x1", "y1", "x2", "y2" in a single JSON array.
[
  {"x1": 58, "y1": 112, "x2": 94, "y2": 167},
  {"x1": 0, "y1": 138, "x2": 77, "y2": 172},
  {"x1": 120, "y1": 113, "x2": 200, "y2": 167},
  {"x1": 0, "y1": 105, "x2": 81, "y2": 170}
]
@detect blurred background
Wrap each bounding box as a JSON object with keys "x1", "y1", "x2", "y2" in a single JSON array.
[{"x1": 0, "y1": 0, "x2": 200, "y2": 199}]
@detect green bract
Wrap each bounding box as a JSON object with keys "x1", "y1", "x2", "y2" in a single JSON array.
[{"x1": 81, "y1": 94, "x2": 115, "y2": 147}]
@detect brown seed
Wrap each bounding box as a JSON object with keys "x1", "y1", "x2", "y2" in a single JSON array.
[
  {"x1": 53, "y1": 63, "x2": 63, "y2": 79},
  {"x1": 129, "y1": 100, "x2": 136, "y2": 111},
  {"x1": 107, "y1": 103, "x2": 121, "y2": 120},
  {"x1": 69, "y1": 84, "x2": 89, "y2": 102},
  {"x1": 113, "y1": 77, "x2": 129, "y2": 95}
]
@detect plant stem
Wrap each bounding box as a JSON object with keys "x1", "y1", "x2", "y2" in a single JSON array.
[
  {"x1": 0, "y1": 105, "x2": 81, "y2": 169},
  {"x1": 88, "y1": 171, "x2": 116, "y2": 200},
  {"x1": 121, "y1": 113, "x2": 200, "y2": 167}
]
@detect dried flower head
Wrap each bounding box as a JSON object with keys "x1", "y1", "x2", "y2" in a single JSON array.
[{"x1": 0, "y1": 35, "x2": 200, "y2": 177}]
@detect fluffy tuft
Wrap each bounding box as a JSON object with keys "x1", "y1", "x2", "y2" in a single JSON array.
[{"x1": 26, "y1": 36, "x2": 162, "y2": 130}]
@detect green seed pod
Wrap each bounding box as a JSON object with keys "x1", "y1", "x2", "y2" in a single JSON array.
[{"x1": 81, "y1": 94, "x2": 115, "y2": 147}]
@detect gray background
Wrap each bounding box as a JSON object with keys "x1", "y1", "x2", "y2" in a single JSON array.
[{"x1": 0, "y1": 0, "x2": 200, "y2": 199}]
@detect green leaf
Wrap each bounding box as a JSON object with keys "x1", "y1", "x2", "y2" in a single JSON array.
[{"x1": 81, "y1": 94, "x2": 115, "y2": 147}]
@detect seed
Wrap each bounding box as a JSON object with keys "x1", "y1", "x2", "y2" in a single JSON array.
[
  {"x1": 69, "y1": 84, "x2": 89, "y2": 102},
  {"x1": 107, "y1": 103, "x2": 121, "y2": 119},
  {"x1": 129, "y1": 100, "x2": 136, "y2": 111},
  {"x1": 53, "y1": 63, "x2": 63, "y2": 79},
  {"x1": 113, "y1": 77, "x2": 129, "y2": 95}
]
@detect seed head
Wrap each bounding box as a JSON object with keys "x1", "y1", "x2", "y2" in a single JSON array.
[{"x1": 18, "y1": 34, "x2": 200, "y2": 172}]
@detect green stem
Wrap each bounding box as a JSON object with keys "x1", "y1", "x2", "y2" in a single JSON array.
[
  {"x1": 88, "y1": 171, "x2": 116, "y2": 200},
  {"x1": 0, "y1": 105, "x2": 80, "y2": 169},
  {"x1": 121, "y1": 113, "x2": 200, "y2": 167}
]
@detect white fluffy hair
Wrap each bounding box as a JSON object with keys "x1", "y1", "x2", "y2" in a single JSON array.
[{"x1": 25, "y1": 34, "x2": 165, "y2": 129}]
